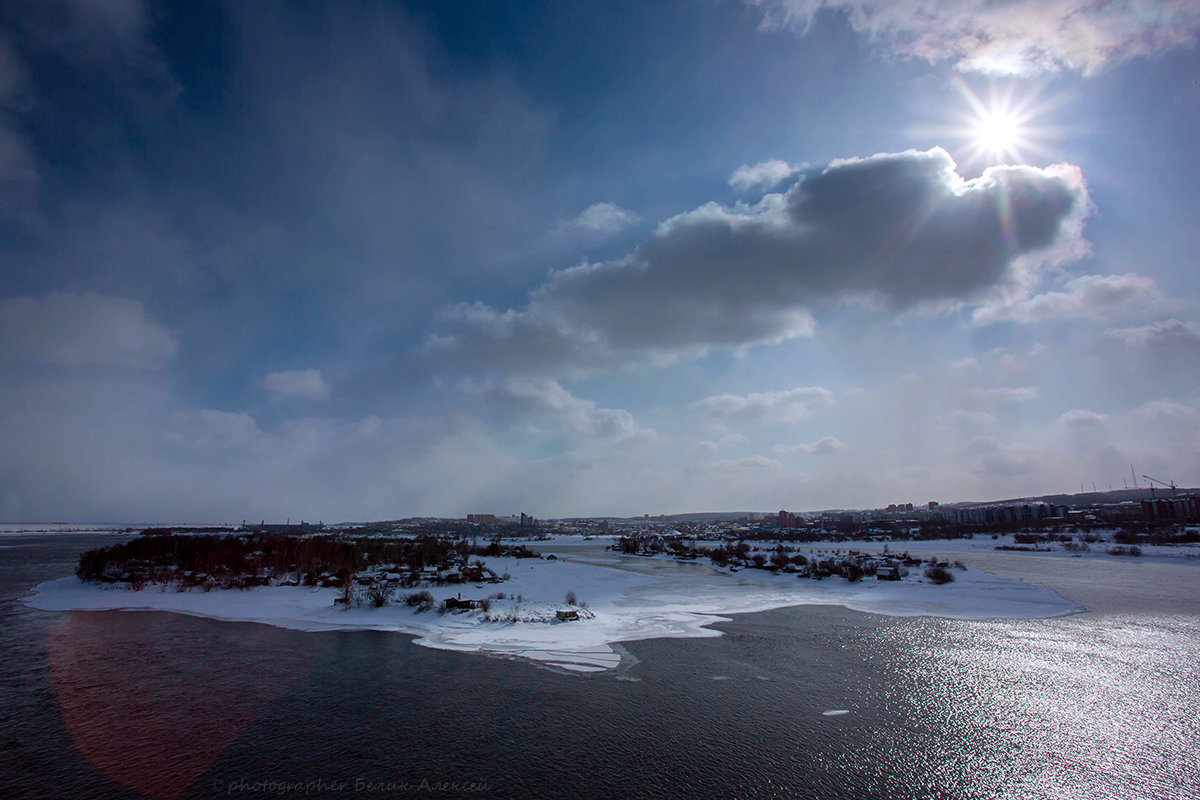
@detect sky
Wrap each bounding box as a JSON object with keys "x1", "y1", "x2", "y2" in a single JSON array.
[{"x1": 1, "y1": 0, "x2": 1198, "y2": 522}]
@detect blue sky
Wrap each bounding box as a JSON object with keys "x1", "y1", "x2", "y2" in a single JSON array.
[{"x1": 1, "y1": 0, "x2": 1198, "y2": 522}]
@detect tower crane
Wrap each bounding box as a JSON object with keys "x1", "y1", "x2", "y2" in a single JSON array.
[{"x1": 1142, "y1": 475, "x2": 1177, "y2": 498}]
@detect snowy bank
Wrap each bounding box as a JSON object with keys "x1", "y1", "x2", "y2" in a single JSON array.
[{"x1": 24, "y1": 553, "x2": 1082, "y2": 672}]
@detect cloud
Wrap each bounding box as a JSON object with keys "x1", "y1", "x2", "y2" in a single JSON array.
[
  {"x1": 561, "y1": 202, "x2": 639, "y2": 235},
  {"x1": 460, "y1": 377, "x2": 646, "y2": 441},
  {"x1": 694, "y1": 386, "x2": 833, "y2": 424},
  {"x1": 164, "y1": 409, "x2": 266, "y2": 450},
  {"x1": 961, "y1": 436, "x2": 1039, "y2": 478},
  {"x1": 773, "y1": 436, "x2": 845, "y2": 455},
  {"x1": 263, "y1": 369, "x2": 332, "y2": 401},
  {"x1": 0, "y1": 35, "x2": 38, "y2": 223},
  {"x1": 691, "y1": 433, "x2": 749, "y2": 453},
  {"x1": 1130, "y1": 398, "x2": 1200, "y2": 428},
  {"x1": 973, "y1": 273, "x2": 1160, "y2": 325},
  {"x1": 947, "y1": 409, "x2": 997, "y2": 428},
  {"x1": 431, "y1": 147, "x2": 1088, "y2": 374},
  {"x1": 0, "y1": 292, "x2": 177, "y2": 368},
  {"x1": 729, "y1": 159, "x2": 796, "y2": 191},
  {"x1": 749, "y1": 0, "x2": 1200, "y2": 75},
  {"x1": 1059, "y1": 409, "x2": 1107, "y2": 428},
  {"x1": 1108, "y1": 319, "x2": 1200, "y2": 352},
  {"x1": 0, "y1": 0, "x2": 177, "y2": 230},
  {"x1": 966, "y1": 386, "x2": 1039, "y2": 405},
  {"x1": 13, "y1": 0, "x2": 173, "y2": 81},
  {"x1": 703, "y1": 455, "x2": 782, "y2": 471}
]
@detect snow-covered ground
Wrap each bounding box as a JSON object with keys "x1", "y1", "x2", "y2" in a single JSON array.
[
  {"x1": 25, "y1": 548, "x2": 1083, "y2": 673},
  {"x1": 769, "y1": 533, "x2": 1200, "y2": 563}
]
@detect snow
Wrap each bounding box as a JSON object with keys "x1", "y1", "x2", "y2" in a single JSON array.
[
  {"x1": 779, "y1": 533, "x2": 1200, "y2": 563},
  {"x1": 24, "y1": 550, "x2": 1084, "y2": 673}
]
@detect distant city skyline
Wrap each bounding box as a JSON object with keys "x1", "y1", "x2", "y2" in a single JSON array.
[{"x1": 1, "y1": 1, "x2": 1198, "y2": 521}]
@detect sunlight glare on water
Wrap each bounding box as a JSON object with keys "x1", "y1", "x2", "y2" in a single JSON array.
[{"x1": 877, "y1": 614, "x2": 1200, "y2": 800}]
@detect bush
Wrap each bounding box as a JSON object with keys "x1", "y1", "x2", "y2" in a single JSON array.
[
  {"x1": 843, "y1": 563, "x2": 862, "y2": 582},
  {"x1": 367, "y1": 584, "x2": 393, "y2": 608},
  {"x1": 924, "y1": 565, "x2": 954, "y2": 584},
  {"x1": 404, "y1": 590, "x2": 435, "y2": 612},
  {"x1": 565, "y1": 591, "x2": 577, "y2": 605}
]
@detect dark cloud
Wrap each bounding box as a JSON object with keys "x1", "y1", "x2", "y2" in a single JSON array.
[
  {"x1": 1108, "y1": 319, "x2": 1200, "y2": 352},
  {"x1": 431, "y1": 147, "x2": 1088, "y2": 373}
]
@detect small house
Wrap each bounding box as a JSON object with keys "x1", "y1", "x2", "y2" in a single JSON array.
[{"x1": 556, "y1": 609, "x2": 579, "y2": 622}]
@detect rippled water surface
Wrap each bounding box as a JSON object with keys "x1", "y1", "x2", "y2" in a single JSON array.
[{"x1": 2, "y1": 534, "x2": 1197, "y2": 799}]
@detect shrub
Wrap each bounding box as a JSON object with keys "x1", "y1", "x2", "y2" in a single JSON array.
[
  {"x1": 367, "y1": 583, "x2": 393, "y2": 608},
  {"x1": 843, "y1": 563, "x2": 862, "y2": 582},
  {"x1": 924, "y1": 565, "x2": 954, "y2": 584},
  {"x1": 565, "y1": 591, "x2": 577, "y2": 606},
  {"x1": 404, "y1": 590, "x2": 435, "y2": 612}
]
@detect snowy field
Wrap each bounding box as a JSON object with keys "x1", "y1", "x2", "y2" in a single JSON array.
[
  {"x1": 25, "y1": 547, "x2": 1084, "y2": 673},
  {"x1": 773, "y1": 532, "x2": 1200, "y2": 563}
]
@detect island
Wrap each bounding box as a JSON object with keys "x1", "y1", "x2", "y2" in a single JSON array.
[{"x1": 24, "y1": 520, "x2": 1096, "y2": 672}]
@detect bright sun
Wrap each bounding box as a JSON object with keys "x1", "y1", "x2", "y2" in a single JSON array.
[
  {"x1": 975, "y1": 110, "x2": 1020, "y2": 154},
  {"x1": 933, "y1": 79, "x2": 1058, "y2": 168}
]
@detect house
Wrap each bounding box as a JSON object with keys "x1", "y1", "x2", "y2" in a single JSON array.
[
  {"x1": 444, "y1": 596, "x2": 481, "y2": 611},
  {"x1": 876, "y1": 565, "x2": 900, "y2": 581},
  {"x1": 556, "y1": 609, "x2": 579, "y2": 621}
]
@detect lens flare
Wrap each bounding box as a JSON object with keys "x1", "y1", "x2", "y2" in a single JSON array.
[{"x1": 909, "y1": 79, "x2": 1066, "y2": 170}]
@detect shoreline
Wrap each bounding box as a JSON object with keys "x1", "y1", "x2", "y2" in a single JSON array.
[{"x1": 24, "y1": 548, "x2": 1085, "y2": 672}]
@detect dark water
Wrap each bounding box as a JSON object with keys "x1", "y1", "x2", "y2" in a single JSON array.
[{"x1": 2, "y1": 534, "x2": 1197, "y2": 799}]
